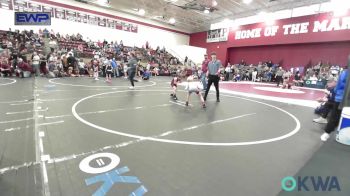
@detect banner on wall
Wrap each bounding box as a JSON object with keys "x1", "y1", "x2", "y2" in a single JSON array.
[
  {"x1": 27, "y1": 2, "x2": 42, "y2": 12},
  {"x1": 0, "y1": 0, "x2": 12, "y2": 10},
  {"x1": 13, "y1": 0, "x2": 27, "y2": 11},
  {"x1": 5, "y1": 0, "x2": 139, "y2": 33},
  {"x1": 15, "y1": 12, "x2": 51, "y2": 26},
  {"x1": 42, "y1": 6, "x2": 54, "y2": 17},
  {"x1": 65, "y1": 10, "x2": 77, "y2": 22},
  {"x1": 77, "y1": 13, "x2": 88, "y2": 23},
  {"x1": 55, "y1": 8, "x2": 65, "y2": 19},
  {"x1": 234, "y1": 16, "x2": 350, "y2": 40},
  {"x1": 122, "y1": 22, "x2": 130, "y2": 31},
  {"x1": 116, "y1": 21, "x2": 123, "y2": 30},
  {"x1": 98, "y1": 17, "x2": 106, "y2": 27},
  {"x1": 107, "y1": 19, "x2": 115, "y2": 29},
  {"x1": 131, "y1": 24, "x2": 138, "y2": 33},
  {"x1": 207, "y1": 28, "x2": 228, "y2": 43}
]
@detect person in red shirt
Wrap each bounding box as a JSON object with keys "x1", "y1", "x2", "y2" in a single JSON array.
[
  {"x1": 97, "y1": 40, "x2": 103, "y2": 49},
  {"x1": 17, "y1": 58, "x2": 32, "y2": 77},
  {"x1": 200, "y1": 54, "x2": 209, "y2": 91},
  {"x1": 170, "y1": 75, "x2": 181, "y2": 100}
]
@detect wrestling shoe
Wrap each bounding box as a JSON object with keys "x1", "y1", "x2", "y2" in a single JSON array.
[
  {"x1": 313, "y1": 117, "x2": 328, "y2": 124},
  {"x1": 320, "y1": 133, "x2": 330, "y2": 141}
]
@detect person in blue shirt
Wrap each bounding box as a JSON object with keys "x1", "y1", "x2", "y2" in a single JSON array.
[
  {"x1": 313, "y1": 80, "x2": 337, "y2": 124},
  {"x1": 203, "y1": 52, "x2": 222, "y2": 102},
  {"x1": 142, "y1": 69, "x2": 150, "y2": 80},
  {"x1": 43, "y1": 28, "x2": 49, "y2": 38},
  {"x1": 110, "y1": 58, "x2": 119, "y2": 77},
  {"x1": 321, "y1": 68, "x2": 349, "y2": 141}
]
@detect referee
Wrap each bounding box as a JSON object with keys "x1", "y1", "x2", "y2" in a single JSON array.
[
  {"x1": 128, "y1": 52, "x2": 138, "y2": 89},
  {"x1": 204, "y1": 52, "x2": 222, "y2": 102}
]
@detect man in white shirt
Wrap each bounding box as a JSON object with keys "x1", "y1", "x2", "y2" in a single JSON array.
[
  {"x1": 49, "y1": 39, "x2": 57, "y2": 51},
  {"x1": 225, "y1": 64, "x2": 231, "y2": 81},
  {"x1": 32, "y1": 52, "x2": 40, "y2": 76}
]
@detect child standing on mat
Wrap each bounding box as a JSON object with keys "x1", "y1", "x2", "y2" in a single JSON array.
[
  {"x1": 105, "y1": 61, "x2": 113, "y2": 83},
  {"x1": 170, "y1": 75, "x2": 181, "y2": 100},
  {"x1": 185, "y1": 75, "x2": 206, "y2": 108},
  {"x1": 93, "y1": 60, "x2": 99, "y2": 80}
]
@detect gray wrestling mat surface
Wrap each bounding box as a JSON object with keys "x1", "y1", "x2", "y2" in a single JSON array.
[{"x1": 0, "y1": 77, "x2": 349, "y2": 196}]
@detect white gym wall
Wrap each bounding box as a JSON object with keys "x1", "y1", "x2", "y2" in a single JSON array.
[{"x1": 0, "y1": 2, "x2": 189, "y2": 49}]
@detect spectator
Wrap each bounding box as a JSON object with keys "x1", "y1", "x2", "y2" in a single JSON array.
[
  {"x1": 39, "y1": 54, "x2": 48, "y2": 76},
  {"x1": 240, "y1": 59, "x2": 246, "y2": 67},
  {"x1": 17, "y1": 58, "x2": 31, "y2": 77},
  {"x1": 110, "y1": 58, "x2": 119, "y2": 77},
  {"x1": 275, "y1": 67, "x2": 284, "y2": 87},
  {"x1": 293, "y1": 71, "x2": 303, "y2": 86},
  {"x1": 0, "y1": 59, "x2": 11, "y2": 77},
  {"x1": 127, "y1": 52, "x2": 138, "y2": 89},
  {"x1": 201, "y1": 54, "x2": 209, "y2": 90},
  {"x1": 252, "y1": 68, "x2": 258, "y2": 82},
  {"x1": 313, "y1": 80, "x2": 337, "y2": 124},
  {"x1": 142, "y1": 69, "x2": 151, "y2": 80},
  {"x1": 32, "y1": 52, "x2": 40, "y2": 76},
  {"x1": 67, "y1": 53, "x2": 76, "y2": 71},
  {"x1": 320, "y1": 69, "x2": 348, "y2": 141}
]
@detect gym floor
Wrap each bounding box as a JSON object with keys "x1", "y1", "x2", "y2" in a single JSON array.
[{"x1": 0, "y1": 77, "x2": 349, "y2": 196}]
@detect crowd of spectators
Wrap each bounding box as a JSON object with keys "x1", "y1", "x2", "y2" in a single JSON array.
[
  {"x1": 0, "y1": 28, "x2": 185, "y2": 79},
  {"x1": 217, "y1": 59, "x2": 344, "y2": 88},
  {"x1": 0, "y1": 29, "x2": 46, "y2": 77},
  {"x1": 0, "y1": 28, "x2": 345, "y2": 90}
]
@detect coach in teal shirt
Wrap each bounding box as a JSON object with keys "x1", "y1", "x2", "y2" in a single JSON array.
[{"x1": 204, "y1": 52, "x2": 222, "y2": 102}]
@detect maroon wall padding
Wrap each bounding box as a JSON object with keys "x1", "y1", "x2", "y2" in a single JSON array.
[
  {"x1": 190, "y1": 11, "x2": 350, "y2": 66},
  {"x1": 228, "y1": 42, "x2": 350, "y2": 69}
]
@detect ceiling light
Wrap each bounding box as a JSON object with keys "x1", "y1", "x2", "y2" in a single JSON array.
[
  {"x1": 96, "y1": 0, "x2": 109, "y2": 6},
  {"x1": 265, "y1": 17, "x2": 275, "y2": 25},
  {"x1": 331, "y1": 0, "x2": 350, "y2": 16},
  {"x1": 138, "y1": 9, "x2": 145, "y2": 15},
  {"x1": 243, "y1": 0, "x2": 253, "y2": 4},
  {"x1": 259, "y1": 12, "x2": 275, "y2": 25},
  {"x1": 258, "y1": 11, "x2": 267, "y2": 18},
  {"x1": 169, "y1": 18, "x2": 176, "y2": 24},
  {"x1": 204, "y1": 9, "x2": 210, "y2": 14},
  {"x1": 212, "y1": 0, "x2": 218, "y2": 7},
  {"x1": 223, "y1": 18, "x2": 231, "y2": 24},
  {"x1": 231, "y1": 21, "x2": 240, "y2": 30}
]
